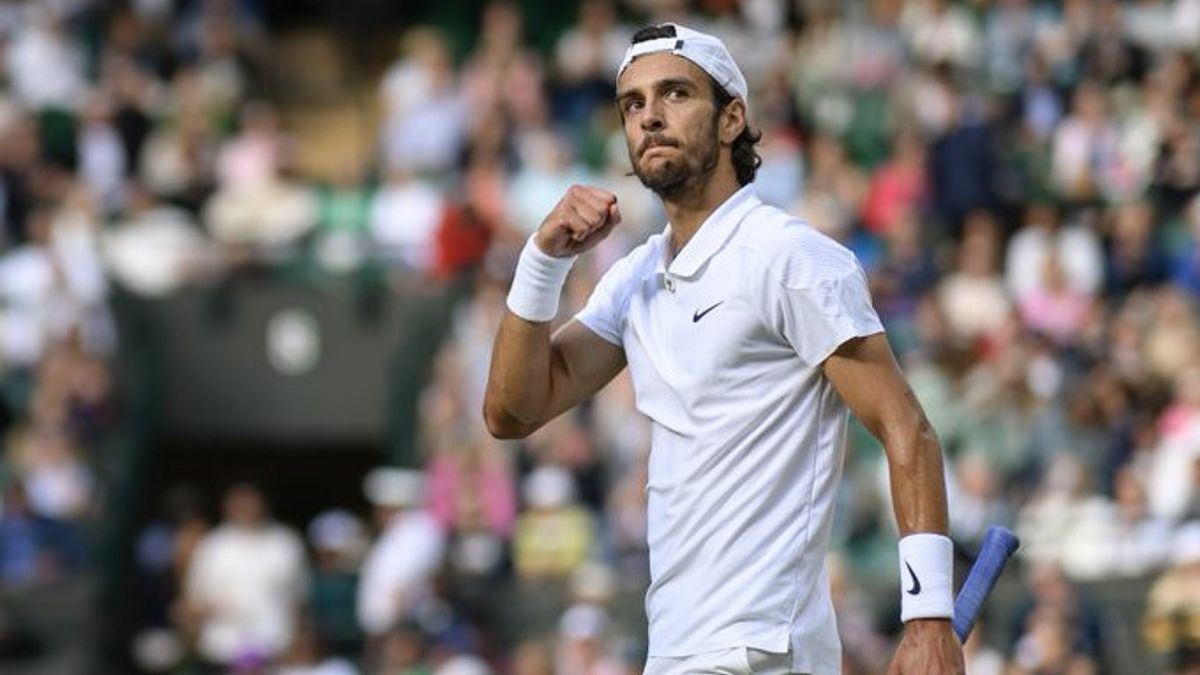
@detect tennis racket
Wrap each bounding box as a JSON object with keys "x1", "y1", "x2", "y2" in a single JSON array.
[{"x1": 952, "y1": 526, "x2": 1020, "y2": 642}]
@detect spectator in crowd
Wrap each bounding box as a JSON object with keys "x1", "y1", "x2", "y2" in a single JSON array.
[
  {"x1": 1060, "y1": 465, "x2": 1172, "y2": 581},
  {"x1": 368, "y1": 621, "x2": 432, "y2": 675},
  {"x1": 312, "y1": 163, "x2": 374, "y2": 274},
  {"x1": 554, "y1": 604, "x2": 622, "y2": 675},
  {"x1": 4, "y1": 5, "x2": 89, "y2": 112},
  {"x1": 308, "y1": 509, "x2": 369, "y2": 658},
  {"x1": 937, "y1": 210, "x2": 1012, "y2": 346},
  {"x1": 379, "y1": 27, "x2": 467, "y2": 177},
  {"x1": 513, "y1": 465, "x2": 593, "y2": 582},
  {"x1": 132, "y1": 485, "x2": 211, "y2": 639},
  {"x1": 1009, "y1": 561, "x2": 1103, "y2": 672},
  {"x1": 553, "y1": 0, "x2": 631, "y2": 130},
  {"x1": 1145, "y1": 523, "x2": 1200, "y2": 673},
  {"x1": 369, "y1": 168, "x2": 445, "y2": 274},
  {"x1": 101, "y1": 181, "x2": 216, "y2": 297},
  {"x1": 179, "y1": 483, "x2": 309, "y2": 668},
  {"x1": 357, "y1": 468, "x2": 446, "y2": 640},
  {"x1": 0, "y1": 481, "x2": 75, "y2": 588},
  {"x1": 204, "y1": 101, "x2": 315, "y2": 255}
]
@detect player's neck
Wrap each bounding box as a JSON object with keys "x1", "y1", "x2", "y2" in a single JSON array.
[{"x1": 662, "y1": 170, "x2": 741, "y2": 258}]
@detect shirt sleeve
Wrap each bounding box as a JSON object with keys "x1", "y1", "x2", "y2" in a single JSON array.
[
  {"x1": 769, "y1": 259, "x2": 884, "y2": 366},
  {"x1": 574, "y1": 254, "x2": 635, "y2": 347}
]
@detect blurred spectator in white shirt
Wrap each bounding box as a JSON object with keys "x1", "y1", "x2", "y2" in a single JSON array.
[
  {"x1": 380, "y1": 28, "x2": 467, "y2": 176},
  {"x1": 204, "y1": 102, "x2": 315, "y2": 252},
  {"x1": 76, "y1": 92, "x2": 129, "y2": 215},
  {"x1": 1017, "y1": 453, "x2": 1100, "y2": 566},
  {"x1": 0, "y1": 189, "x2": 111, "y2": 365},
  {"x1": 1051, "y1": 82, "x2": 1120, "y2": 202},
  {"x1": 899, "y1": 0, "x2": 981, "y2": 69},
  {"x1": 368, "y1": 169, "x2": 444, "y2": 273},
  {"x1": 5, "y1": 6, "x2": 88, "y2": 111},
  {"x1": 102, "y1": 182, "x2": 216, "y2": 297},
  {"x1": 181, "y1": 483, "x2": 309, "y2": 667},
  {"x1": 357, "y1": 468, "x2": 445, "y2": 637},
  {"x1": 1006, "y1": 203, "x2": 1103, "y2": 302},
  {"x1": 937, "y1": 211, "x2": 1012, "y2": 346},
  {"x1": 1060, "y1": 465, "x2": 1172, "y2": 581},
  {"x1": 983, "y1": 0, "x2": 1039, "y2": 92},
  {"x1": 1149, "y1": 366, "x2": 1200, "y2": 521}
]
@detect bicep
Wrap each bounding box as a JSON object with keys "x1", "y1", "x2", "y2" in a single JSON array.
[
  {"x1": 821, "y1": 332, "x2": 925, "y2": 443},
  {"x1": 544, "y1": 319, "x2": 627, "y2": 420}
]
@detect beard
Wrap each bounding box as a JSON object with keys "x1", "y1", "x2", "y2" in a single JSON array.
[{"x1": 630, "y1": 118, "x2": 720, "y2": 200}]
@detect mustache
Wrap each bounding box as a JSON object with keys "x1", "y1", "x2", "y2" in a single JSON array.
[{"x1": 638, "y1": 136, "x2": 679, "y2": 156}]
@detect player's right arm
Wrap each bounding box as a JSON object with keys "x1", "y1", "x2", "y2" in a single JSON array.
[{"x1": 483, "y1": 186, "x2": 627, "y2": 439}]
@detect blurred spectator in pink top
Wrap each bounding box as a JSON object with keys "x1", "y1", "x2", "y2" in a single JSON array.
[
  {"x1": 1018, "y1": 254, "x2": 1094, "y2": 346},
  {"x1": 426, "y1": 442, "x2": 516, "y2": 538},
  {"x1": 861, "y1": 128, "x2": 927, "y2": 236}
]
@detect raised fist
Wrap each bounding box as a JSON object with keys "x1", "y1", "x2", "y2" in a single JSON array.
[{"x1": 533, "y1": 185, "x2": 622, "y2": 258}]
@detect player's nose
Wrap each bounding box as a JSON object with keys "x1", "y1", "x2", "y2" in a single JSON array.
[{"x1": 640, "y1": 101, "x2": 665, "y2": 133}]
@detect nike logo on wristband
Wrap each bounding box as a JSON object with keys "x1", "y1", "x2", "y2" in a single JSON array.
[
  {"x1": 904, "y1": 561, "x2": 922, "y2": 595},
  {"x1": 693, "y1": 301, "x2": 723, "y2": 323}
]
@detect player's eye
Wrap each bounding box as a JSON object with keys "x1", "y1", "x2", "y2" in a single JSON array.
[
  {"x1": 666, "y1": 87, "x2": 689, "y2": 101},
  {"x1": 622, "y1": 98, "x2": 643, "y2": 113}
]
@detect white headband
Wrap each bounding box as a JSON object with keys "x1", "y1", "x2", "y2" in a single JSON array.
[{"x1": 617, "y1": 23, "x2": 749, "y2": 106}]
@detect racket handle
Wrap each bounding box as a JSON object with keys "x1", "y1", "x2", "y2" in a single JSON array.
[{"x1": 952, "y1": 526, "x2": 1020, "y2": 642}]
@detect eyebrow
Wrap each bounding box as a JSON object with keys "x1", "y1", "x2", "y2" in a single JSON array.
[{"x1": 616, "y1": 77, "x2": 699, "y2": 103}]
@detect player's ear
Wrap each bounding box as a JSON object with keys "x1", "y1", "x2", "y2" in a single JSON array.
[{"x1": 720, "y1": 98, "x2": 746, "y2": 145}]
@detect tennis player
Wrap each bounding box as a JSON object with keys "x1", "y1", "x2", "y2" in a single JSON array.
[{"x1": 484, "y1": 23, "x2": 963, "y2": 675}]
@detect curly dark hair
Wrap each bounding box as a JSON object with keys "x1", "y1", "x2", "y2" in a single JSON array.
[{"x1": 628, "y1": 24, "x2": 763, "y2": 186}]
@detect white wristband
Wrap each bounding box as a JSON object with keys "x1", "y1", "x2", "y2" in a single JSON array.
[
  {"x1": 898, "y1": 533, "x2": 954, "y2": 622},
  {"x1": 506, "y1": 235, "x2": 577, "y2": 322}
]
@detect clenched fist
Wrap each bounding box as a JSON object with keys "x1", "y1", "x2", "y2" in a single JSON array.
[{"x1": 534, "y1": 185, "x2": 622, "y2": 258}]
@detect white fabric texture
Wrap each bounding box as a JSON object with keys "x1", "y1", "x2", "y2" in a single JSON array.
[
  {"x1": 575, "y1": 186, "x2": 883, "y2": 675},
  {"x1": 644, "y1": 646, "x2": 798, "y2": 675}
]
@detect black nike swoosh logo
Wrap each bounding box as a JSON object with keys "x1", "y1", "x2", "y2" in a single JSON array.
[
  {"x1": 904, "y1": 561, "x2": 922, "y2": 595},
  {"x1": 692, "y1": 301, "x2": 724, "y2": 323}
]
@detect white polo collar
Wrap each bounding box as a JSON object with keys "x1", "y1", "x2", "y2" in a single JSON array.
[{"x1": 659, "y1": 184, "x2": 762, "y2": 278}]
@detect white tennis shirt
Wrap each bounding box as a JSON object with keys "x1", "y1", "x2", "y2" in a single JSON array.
[{"x1": 575, "y1": 185, "x2": 883, "y2": 675}]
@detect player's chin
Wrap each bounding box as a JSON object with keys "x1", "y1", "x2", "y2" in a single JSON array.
[{"x1": 638, "y1": 159, "x2": 683, "y2": 184}]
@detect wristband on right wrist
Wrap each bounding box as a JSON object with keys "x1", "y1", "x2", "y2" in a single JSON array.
[
  {"x1": 898, "y1": 533, "x2": 954, "y2": 622},
  {"x1": 506, "y1": 235, "x2": 577, "y2": 322}
]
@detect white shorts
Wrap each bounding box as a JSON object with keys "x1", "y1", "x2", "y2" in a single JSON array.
[{"x1": 643, "y1": 647, "x2": 802, "y2": 675}]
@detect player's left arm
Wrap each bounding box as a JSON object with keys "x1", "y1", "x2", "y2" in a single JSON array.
[{"x1": 823, "y1": 333, "x2": 964, "y2": 675}]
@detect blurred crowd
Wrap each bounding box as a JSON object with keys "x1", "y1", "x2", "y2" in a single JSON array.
[{"x1": 6, "y1": 0, "x2": 1200, "y2": 674}]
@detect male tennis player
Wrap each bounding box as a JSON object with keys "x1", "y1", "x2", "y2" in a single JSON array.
[{"x1": 484, "y1": 23, "x2": 963, "y2": 675}]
